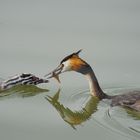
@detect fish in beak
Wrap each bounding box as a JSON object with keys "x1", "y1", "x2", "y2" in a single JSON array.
[{"x1": 45, "y1": 64, "x2": 64, "y2": 83}]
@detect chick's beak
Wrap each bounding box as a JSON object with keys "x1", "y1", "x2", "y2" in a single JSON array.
[{"x1": 44, "y1": 64, "x2": 63, "y2": 83}]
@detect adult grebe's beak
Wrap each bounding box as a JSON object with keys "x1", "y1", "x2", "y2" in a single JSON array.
[{"x1": 44, "y1": 64, "x2": 64, "y2": 83}]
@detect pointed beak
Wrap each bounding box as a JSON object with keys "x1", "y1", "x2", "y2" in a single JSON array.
[{"x1": 45, "y1": 64, "x2": 64, "y2": 83}]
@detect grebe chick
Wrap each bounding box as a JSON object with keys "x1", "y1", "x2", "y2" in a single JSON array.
[
  {"x1": 0, "y1": 73, "x2": 48, "y2": 91},
  {"x1": 45, "y1": 50, "x2": 140, "y2": 111}
]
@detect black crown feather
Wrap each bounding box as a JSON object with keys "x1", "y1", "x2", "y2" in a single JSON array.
[{"x1": 60, "y1": 49, "x2": 82, "y2": 64}]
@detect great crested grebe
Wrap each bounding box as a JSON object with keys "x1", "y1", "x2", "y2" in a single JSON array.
[
  {"x1": 0, "y1": 73, "x2": 48, "y2": 91},
  {"x1": 45, "y1": 50, "x2": 140, "y2": 111}
]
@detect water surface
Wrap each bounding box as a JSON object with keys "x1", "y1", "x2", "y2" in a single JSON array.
[{"x1": 0, "y1": 0, "x2": 140, "y2": 140}]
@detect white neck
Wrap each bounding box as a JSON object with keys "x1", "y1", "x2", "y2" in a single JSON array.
[{"x1": 84, "y1": 69, "x2": 106, "y2": 99}]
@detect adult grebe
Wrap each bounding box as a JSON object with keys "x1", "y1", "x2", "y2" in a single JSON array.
[
  {"x1": 45, "y1": 50, "x2": 140, "y2": 111},
  {"x1": 0, "y1": 73, "x2": 48, "y2": 91}
]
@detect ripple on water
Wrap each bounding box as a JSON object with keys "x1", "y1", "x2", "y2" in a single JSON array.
[
  {"x1": 0, "y1": 85, "x2": 140, "y2": 140},
  {"x1": 63, "y1": 87, "x2": 140, "y2": 139},
  {"x1": 93, "y1": 87, "x2": 140, "y2": 140}
]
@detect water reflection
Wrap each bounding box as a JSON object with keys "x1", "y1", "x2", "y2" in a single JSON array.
[
  {"x1": 0, "y1": 85, "x2": 49, "y2": 98},
  {"x1": 45, "y1": 89, "x2": 99, "y2": 129},
  {"x1": 124, "y1": 107, "x2": 140, "y2": 120}
]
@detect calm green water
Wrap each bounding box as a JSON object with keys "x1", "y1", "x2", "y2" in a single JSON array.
[
  {"x1": 0, "y1": 1, "x2": 140, "y2": 140},
  {"x1": 0, "y1": 85, "x2": 140, "y2": 140}
]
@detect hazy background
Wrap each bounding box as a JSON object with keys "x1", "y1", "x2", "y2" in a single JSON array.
[
  {"x1": 0, "y1": 1, "x2": 140, "y2": 140},
  {"x1": 0, "y1": 0, "x2": 140, "y2": 89}
]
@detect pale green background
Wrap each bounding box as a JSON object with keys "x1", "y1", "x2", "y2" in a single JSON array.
[{"x1": 0, "y1": 0, "x2": 140, "y2": 140}]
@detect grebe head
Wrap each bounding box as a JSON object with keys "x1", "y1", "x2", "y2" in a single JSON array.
[
  {"x1": 46, "y1": 50, "x2": 106, "y2": 98},
  {"x1": 45, "y1": 50, "x2": 91, "y2": 81}
]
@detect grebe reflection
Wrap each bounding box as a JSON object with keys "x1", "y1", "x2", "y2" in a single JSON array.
[{"x1": 45, "y1": 89, "x2": 99, "y2": 129}]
